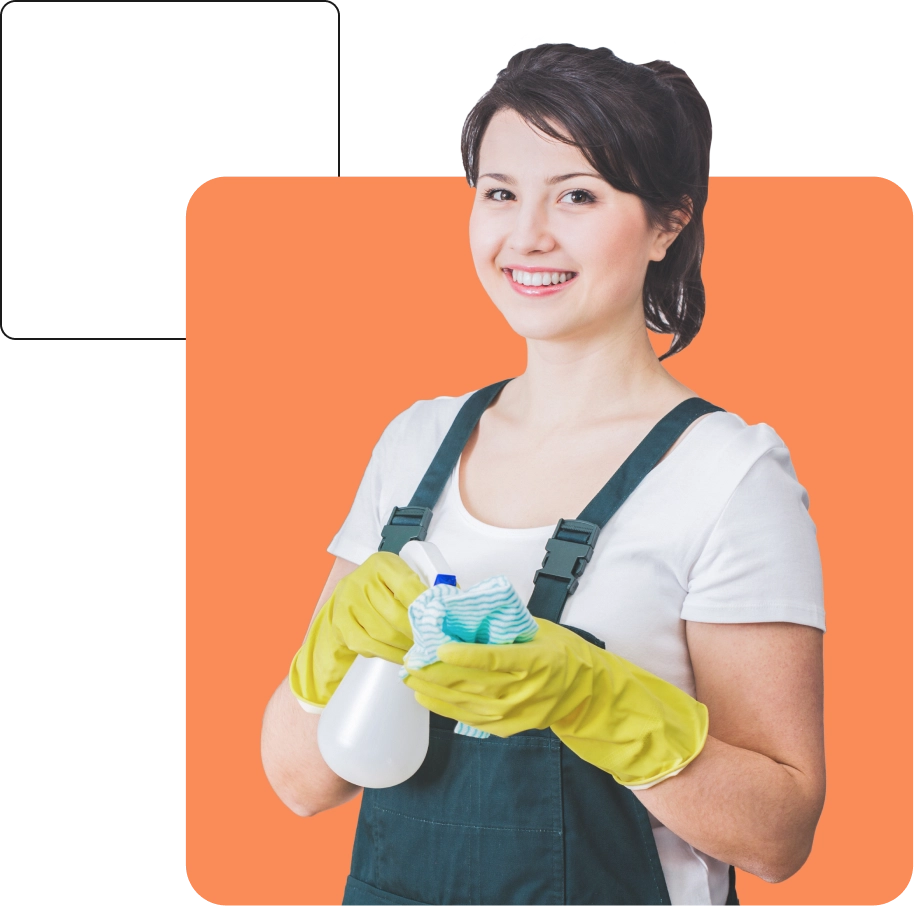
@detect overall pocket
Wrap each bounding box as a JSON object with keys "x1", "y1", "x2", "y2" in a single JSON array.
[{"x1": 363, "y1": 717, "x2": 565, "y2": 906}]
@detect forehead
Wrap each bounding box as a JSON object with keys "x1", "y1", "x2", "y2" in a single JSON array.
[{"x1": 478, "y1": 109, "x2": 591, "y2": 176}]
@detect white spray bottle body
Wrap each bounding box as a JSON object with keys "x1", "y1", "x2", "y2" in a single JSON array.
[{"x1": 317, "y1": 540, "x2": 455, "y2": 788}]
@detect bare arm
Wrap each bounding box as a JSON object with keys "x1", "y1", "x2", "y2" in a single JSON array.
[
  {"x1": 261, "y1": 556, "x2": 362, "y2": 817},
  {"x1": 632, "y1": 621, "x2": 826, "y2": 884}
]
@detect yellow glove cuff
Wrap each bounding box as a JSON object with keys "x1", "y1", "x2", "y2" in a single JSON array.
[
  {"x1": 288, "y1": 646, "x2": 329, "y2": 712},
  {"x1": 288, "y1": 602, "x2": 357, "y2": 711},
  {"x1": 551, "y1": 643, "x2": 709, "y2": 789}
]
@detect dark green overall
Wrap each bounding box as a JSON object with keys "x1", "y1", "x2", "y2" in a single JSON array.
[{"x1": 341, "y1": 379, "x2": 739, "y2": 906}]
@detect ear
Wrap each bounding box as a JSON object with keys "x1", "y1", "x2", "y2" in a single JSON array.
[{"x1": 648, "y1": 198, "x2": 693, "y2": 262}]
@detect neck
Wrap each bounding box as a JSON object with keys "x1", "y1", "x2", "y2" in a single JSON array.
[{"x1": 507, "y1": 322, "x2": 681, "y2": 431}]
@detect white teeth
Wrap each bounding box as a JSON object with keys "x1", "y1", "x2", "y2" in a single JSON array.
[{"x1": 509, "y1": 269, "x2": 575, "y2": 286}]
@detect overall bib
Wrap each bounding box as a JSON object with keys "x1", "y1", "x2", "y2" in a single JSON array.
[{"x1": 341, "y1": 379, "x2": 740, "y2": 906}]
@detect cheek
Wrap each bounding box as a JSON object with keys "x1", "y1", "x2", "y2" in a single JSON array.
[
  {"x1": 585, "y1": 218, "x2": 652, "y2": 280},
  {"x1": 468, "y1": 206, "x2": 502, "y2": 270}
]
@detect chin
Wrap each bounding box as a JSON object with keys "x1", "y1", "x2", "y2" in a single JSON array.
[{"x1": 497, "y1": 306, "x2": 585, "y2": 342}]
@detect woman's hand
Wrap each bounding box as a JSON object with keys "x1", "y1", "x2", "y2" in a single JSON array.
[
  {"x1": 403, "y1": 616, "x2": 709, "y2": 788},
  {"x1": 401, "y1": 617, "x2": 596, "y2": 736},
  {"x1": 326, "y1": 551, "x2": 427, "y2": 662},
  {"x1": 290, "y1": 552, "x2": 427, "y2": 710}
]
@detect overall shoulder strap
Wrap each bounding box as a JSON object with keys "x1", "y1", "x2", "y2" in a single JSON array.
[
  {"x1": 378, "y1": 378, "x2": 514, "y2": 554},
  {"x1": 528, "y1": 397, "x2": 725, "y2": 623}
]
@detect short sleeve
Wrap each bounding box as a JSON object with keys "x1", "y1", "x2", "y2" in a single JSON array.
[
  {"x1": 681, "y1": 443, "x2": 825, "y2": 631},
  {"x1": 326, "y1": 414, "x2": 404, "y2": 566}
]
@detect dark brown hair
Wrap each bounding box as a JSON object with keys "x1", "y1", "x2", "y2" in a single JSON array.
[{"x1": 461, "y1": 44, "x2": 712, "y2": 360}]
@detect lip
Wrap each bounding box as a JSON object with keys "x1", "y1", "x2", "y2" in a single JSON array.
[
  {"x1": 504, "y1": 265, "x2": 577, "y2": 272},
  {"x1": 502, "y1": 266, "x2": 578, "y2": 297}
]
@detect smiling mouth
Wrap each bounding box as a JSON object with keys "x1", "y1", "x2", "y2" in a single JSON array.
[{"x1": 504, "y1": 268, "x2": 578, "y2": 286}]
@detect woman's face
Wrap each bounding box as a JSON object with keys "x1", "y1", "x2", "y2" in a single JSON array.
[{"x1": 469, "y1": 109, "x2": 678, "y2": 346}]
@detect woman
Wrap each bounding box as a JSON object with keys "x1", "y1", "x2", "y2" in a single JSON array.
[{"x1": 261, "y1": 44, "x2": 826, "y2": 905}]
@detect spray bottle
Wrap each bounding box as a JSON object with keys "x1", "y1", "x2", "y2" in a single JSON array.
[{"x1": 317, "y1": 540, "x2": 456, "y2": 788}]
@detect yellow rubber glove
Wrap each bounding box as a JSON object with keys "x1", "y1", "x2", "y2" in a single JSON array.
[
  {"x1": 289, "y1": 552, "x2": 428, "y2": 711},
  {"x1": 401, "y1": 617, "x2": 708, "y2": 788}
]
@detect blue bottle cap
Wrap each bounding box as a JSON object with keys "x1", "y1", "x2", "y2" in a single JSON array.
[{"x1": 433, "y1": 574, "x2": 457, "y2": 587}]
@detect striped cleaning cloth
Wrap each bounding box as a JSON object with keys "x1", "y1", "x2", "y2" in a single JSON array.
[{"x1": 398, "y1": 575, "x2": 539, "y2": 738}]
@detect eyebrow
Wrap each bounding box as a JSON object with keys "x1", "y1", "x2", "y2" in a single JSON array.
[{"x1": 478, "y1": 171, "x2": 603, "y2": 185}]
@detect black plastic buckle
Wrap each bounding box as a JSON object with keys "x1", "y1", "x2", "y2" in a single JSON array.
[
  {"x1": 378, "y1": 505, "x2": 433, "y2": 554},
  {"x1": 533, "y1": 518, "x2": 601, "y2": 597}
]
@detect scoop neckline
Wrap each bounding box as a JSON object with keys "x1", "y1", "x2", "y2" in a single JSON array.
[{"x1": 449, "y1": 410, "x2": 725, "y2": 536}]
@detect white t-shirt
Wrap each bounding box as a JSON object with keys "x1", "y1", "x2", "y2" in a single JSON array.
[{"x1": 327, "y1": 390, "x2": 826, "y2": 906}]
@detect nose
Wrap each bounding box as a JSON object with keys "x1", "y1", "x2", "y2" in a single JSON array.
[{"x1": 507, "y1": 200, "x2": 556, "y2": 255}]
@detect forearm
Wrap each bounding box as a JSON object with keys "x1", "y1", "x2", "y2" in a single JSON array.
[
  {"x1": 260, "y1": 677, "x2": 362, "y2": 817},
  {"x1": 632, "y1": 734, "x2": 824, "y2": 883}
]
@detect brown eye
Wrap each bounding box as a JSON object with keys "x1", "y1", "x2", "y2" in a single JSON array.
[
  {"x1": 560, "y1": 189, "x2": 595, "y2": 205},
  {"x1": 484, "y1": 188, "x2": 515, "y2": 202}
]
